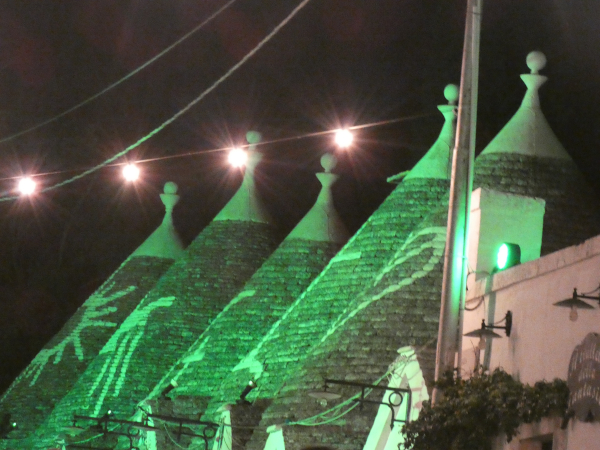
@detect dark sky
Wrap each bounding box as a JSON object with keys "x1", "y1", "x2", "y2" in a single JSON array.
[{"x1": 0, "y1": 0, "x2": 599, "y2": 390}]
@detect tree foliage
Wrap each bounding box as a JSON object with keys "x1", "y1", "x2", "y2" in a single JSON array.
[{"x1": 402, "y1": 368, "x2": 569, "y2": 450}]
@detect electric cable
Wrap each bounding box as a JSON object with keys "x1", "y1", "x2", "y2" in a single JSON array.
[
  {"x1": 0, "y1": 0, "x2": 313, "y2": 202},
  {"x1": 0, "y1": 0, "x2": 238, "y2": 145},
  {"x1": 162, "y1": 423, "x2": 188, "y2": 450},
  {"x1": 0, "y1": 111, "x2": 432, "y2": 185}
]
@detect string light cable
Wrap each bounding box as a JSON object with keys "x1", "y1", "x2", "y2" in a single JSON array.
[
  {"x1": 0, "y1": 0, "x2": 314, "y2": 202},
  {"x1": 0, "y1": 0, "x2": 238, "y2": 145},
  {"x1": 0, "y1": 111, "x2": 432, "y2": 195},
  {"x1": 149, "y1": 340, "x2": 436, "y2": 436},
  {"x1": 162, "y1": 422, "x2": 188, "y2": 450},
  {"x1": 289, "y1": 337, "x2": 436, "y2": 427}
]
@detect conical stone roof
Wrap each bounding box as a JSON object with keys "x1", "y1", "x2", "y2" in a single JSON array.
[
  {"x1": 0, "y1": 182, "x2": 184, "y2": 444},
  {"x1": 474, "y1": 52, "x2": 600, "y2": 254},
  {"x1": 32, "y1": 136, "x2": 280, "y2": 449},
  {"x1": 201, "y1": 87, "x2": 457, "y2": 430},
  {"x1": 246, "y1": 205, "x2": 448, "y2": 450},
  {"x1": 143, "y1": 154, "x2": 348, "y2": 446}
]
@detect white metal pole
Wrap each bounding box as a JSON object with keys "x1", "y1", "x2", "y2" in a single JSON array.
[{"x1": 433, "y1": 0, "x2": 482, "y2": 404}]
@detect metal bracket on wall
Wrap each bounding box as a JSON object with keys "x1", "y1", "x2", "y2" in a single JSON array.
[
  {"x1": 66, "y1": 411, "x2": 218, "y2": 450},
  {"x1": 324, "y1": 379, "x2": 412, "y2": 429}
]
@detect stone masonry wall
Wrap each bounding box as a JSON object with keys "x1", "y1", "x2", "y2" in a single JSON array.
[
  {"x1": 156, "y1": 238, "x2": 341, "y2": 410},
  {"x1": 474, "y1": 154, "x2": 600, "y2": 255},
  {"x1": 204, "y1": 178, "x2": 450, "y2": 424},
  {"x1": 0, "y1": 255, "x2": 174, "y2": 443},
  {"x1": 32, "y1": 220, "x2": 278, "y2": 450},
  {"x1": 246, "y1": 207, "x2": 447, "y2": 450}
]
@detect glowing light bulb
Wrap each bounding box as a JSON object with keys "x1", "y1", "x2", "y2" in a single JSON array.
[
  {"x1": 569, "y1": 305, "x2": 578, "y2": 322},
  {"x1": 18, "y1": 177, "x2": 36, "y2": 195},
  {"x1": 123, "y1": 163, "x2": 140, "y2": 182},
  {"x1": 478, "y1": 336, "x2": 487, "y2": 351},
  {"x1": 228, "y1": 148, "x2": 248, "y2": 167},
  {"x1": 334, "y1": 129, "x2": 354, "y2": 149}
]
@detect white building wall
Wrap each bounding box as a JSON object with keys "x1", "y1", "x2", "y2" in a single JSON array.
[{"x1": 462, "y1": 234, "x2": 600, "y2": 450}]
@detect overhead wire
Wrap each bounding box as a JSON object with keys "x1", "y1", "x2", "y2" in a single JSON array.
[
  {"x1": 0, "y1": 0, "x2": 314, "y2": 203},
  {"x1": 0, "y1": 111, "x2": 433, "y2": 185},
  {"x1": 0, "y1": 0, "x2": 238, "y2": 145}
]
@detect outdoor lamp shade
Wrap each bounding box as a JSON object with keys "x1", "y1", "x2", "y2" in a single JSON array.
[
  {"x1": 464, "y1": 327, "x2": 502, "y2": 339},
  {"x1": 307, "y1": 390, "x2": 342, "y2": 400},
  {"x1": 553, "y1": 295, "x2": 595, "y2": 310}
]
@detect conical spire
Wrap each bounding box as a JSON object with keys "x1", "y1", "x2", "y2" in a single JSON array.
[
  {"x1": 286, "y1": 153, "x2": 349, "y2": 243},
  {"x1": 481, "y1": 51, "x2": 571, "y2": 160},
  {"x1": 214, "y1": 131, "x2": 271, "y2": 223},
  {"x1": 404, "y1": 83, "x2": 459, "y2": 180},
  {"x1": 131, "y1": 181, "x2": 185, "y2": 259}
]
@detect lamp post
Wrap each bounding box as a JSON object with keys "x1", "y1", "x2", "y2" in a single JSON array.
[{"x1": 433, "y1": 0, "x2": 482, "y2": 403}]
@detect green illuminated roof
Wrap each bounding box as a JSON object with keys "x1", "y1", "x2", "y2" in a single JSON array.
[
  {"x1": 146, "y1": 158, "x2": 347, "y2": 411},
  {"x1": 131, "y1": 182, "x2": 185, "y2": 259},
  {"x1": 404, "y1": 84, "x2": 458, "y2": 181},
  {"x1": 480, "y1": 52, "x2": 571, "y2": 160},
  {"x1": 201, "y1": 87, "x2": 458, "y2": 426},
  {"x1": 286, "y1": 154, "x2": 349, "y2": 243},
  {"x1": 0, "y1": 183, "x2": 185, "y2": 441},
  {"x1": 214, "y1": 140, "x2": 271, "y2": 223},
  {"x1": 243, "y1": 205, "x2": 449, "y2": 449}
]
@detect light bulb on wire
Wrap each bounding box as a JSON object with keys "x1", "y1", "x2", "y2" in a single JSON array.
[
  {"x1": 569, "y1": 305, "x2": 578, "y2": 322},
  {"x1": 333, "y1": 129, "x2": 354, "y2": 149},
  {"x1": 228, "y1": 148, "x2": 248, "y2": 167},
  {"x1": 478, "y1": 336, "x2": 487, "y2": 351},
  {"x1": 17, "y1": 177, "x2": 36, "y2": 196},
  {"x1": 122, "y1": 163, "x2": 140, "y2": 182}
]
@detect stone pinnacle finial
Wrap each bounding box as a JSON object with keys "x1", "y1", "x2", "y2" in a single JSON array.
[
  {"x1": 526, "y1": 51, "x2": 547, "y2": 74},
  {"x1": 444, "y1": 83, "x2": 459, "y2": 105},
  {"x1": 131, "y1": 181, "x2": 185, "y2": 259},
  {"x1": 320, "y1": 153, "x2": 337, "y2": 173},
  {"x1": 401, "y1": 83, "x2": 458, "y2": 181},
  {"x1": 214, "y1": 131, "x2": 270, "y2": 223},
  {"x1": 246, "y1": 130, "x2": 262, "y2": 146},
  {"x1": 286, "y1": 152, "x2": 348, "y2": 243},
  {"x1": 479, "y1": 51, "x2": 571, "y2": 160},
  {"x1": 161, "y1": 181, "x2": 179, "y2": 214}
]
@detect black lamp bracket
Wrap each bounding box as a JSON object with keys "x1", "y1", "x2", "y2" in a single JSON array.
[
  {"x1": 480, "y1": 310, "x2": 512, "y2": 337},
  {"x1": 69, "y1": 411, "x2": 218, "y2": 450},
  {"x1": 572, "y1": 285, "x2": 600, "y2": 305},
  {"x1": 324, "y1": 379, "x2": 411, "y2": 429}
]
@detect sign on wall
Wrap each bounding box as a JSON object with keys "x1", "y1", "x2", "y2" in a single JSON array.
[{"x1": 567, "y1": 332, "x2": 600, "y2": 421}]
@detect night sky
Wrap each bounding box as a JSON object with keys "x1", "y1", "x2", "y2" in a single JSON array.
[{"x1": 0, "y1": 0, "x2": 599, "y2": 391}]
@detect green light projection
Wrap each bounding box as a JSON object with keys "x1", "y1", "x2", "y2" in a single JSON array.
[{"x1": 496, "y1": 243, "x2": 521, "y2": 270}]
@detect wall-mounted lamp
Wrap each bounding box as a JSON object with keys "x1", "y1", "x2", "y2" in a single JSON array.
[
  {"x1": 308, "y1": 382, "x2": 342, "y2": 407},
  {"x1": 495, "y1": 243, "x2": 521, "y2": 271},
  {"x1": 238, "y1": 380, "x2": 257, "y2": 404},
  {"x1": 0, "y1": 413, "x2": 16, "y2": 439},
  {"x1": 308, "y1": 379, "x2": 411, "y2": 429},
  {"x1": 71, "y1": 410, "x2": 217, "y2": 450},
  {"x1": 554, "y1": 286, "x2": 599, "y2": 321},
  {"x1": 160, "y1": 379, "x2": 178, "y2": 398},
  {"x1": 464, "y1": 311, "x2": 512, "y2": 350}
]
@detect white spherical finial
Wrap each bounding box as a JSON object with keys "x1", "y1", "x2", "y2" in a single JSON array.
[
  {"x1": 320, "y1": 153, "x2": 337, "y2": 173},
  {"x1": 164, "y1": 181, "x2": 178, "y2": 195},
  {"x1": 526, "y1": 51, "x2": 547, "y2": 74},
  {"x1": 444, "y1": 84, "x2": 459, "y2": 105},
  {"x1": 246, "y1": 131, "x2": 262, "y2": 145}
]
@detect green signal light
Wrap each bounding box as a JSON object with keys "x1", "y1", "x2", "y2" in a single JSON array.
[{"x1": 496, "y1": 243, "x2": 521, "y2": 271}]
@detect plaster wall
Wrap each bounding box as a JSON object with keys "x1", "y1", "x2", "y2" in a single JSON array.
[
  {"x1": 463, "y1": 234, "x2": 600, "y2": 450},
  {"x1": 468, "y1": 188, "x2": 545, "y2": 280}
]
